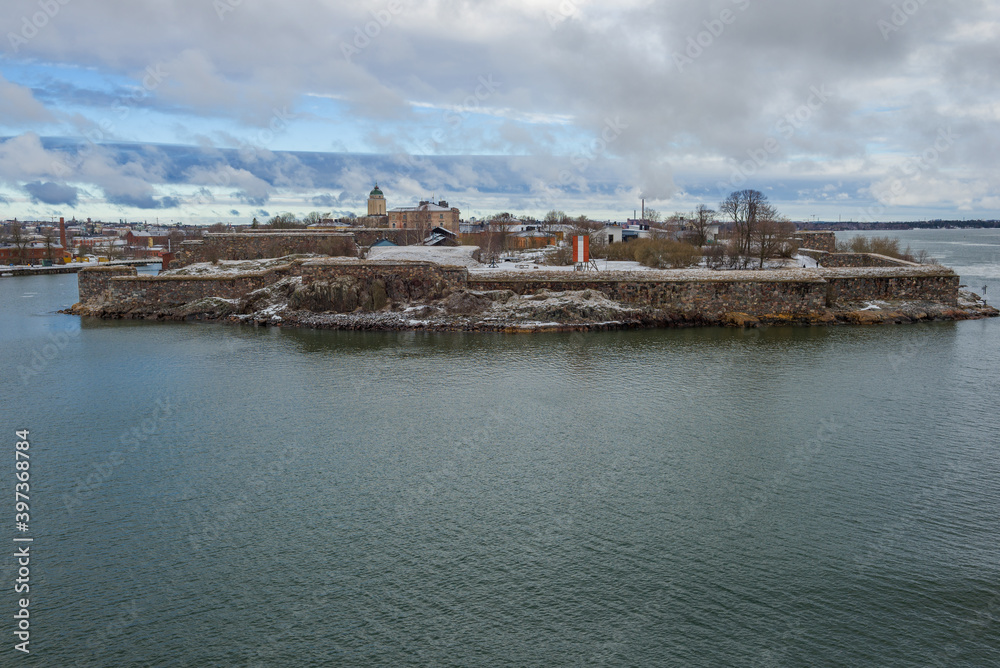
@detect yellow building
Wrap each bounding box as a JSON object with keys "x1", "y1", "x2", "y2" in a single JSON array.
[
  {"x1": 367, "y1": 184, "x2": 386, "y2": 216},
  {"x1": 388, "y1": 200, "x2": 460, "y2": 234}
]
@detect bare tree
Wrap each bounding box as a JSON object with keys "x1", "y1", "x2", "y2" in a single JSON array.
[
  {"x1": 9, "y1": 222, "x2": 31, "y2": 265},
  {"x1": 167, "y1": 229, "x2": 185, "y2": 251},
  {"x1": 99, "y1": 236, "x2": 122, "y2": 260},
  {"x1": 485, "y1": 212, "x2": 518, "y2": 256},
  {"x1": 267, "y1": 214, "x2": 305, "y2": 229},
  {"x1": 64, "y1": 229, "x2": 76, "y2": 260},
  {"x1": 302, "y1": 211, "x2": 324, "y2": 226},
  {"x1": 751, "y1": 217, "x2": 797, "y2": 269},
  {"x1": 42, "y1": 229, "x2": 58, "y2": 263},
  {"x1": 541, "y1": 210, "x2": 569, "y2": 236},
  {"x1": 704, "y1": 243, "x2": 725, "y2": 269},
  {"x1": 686, "y1": 204, "x2": 716, "y2": 248},
  {"x1": 644, "y1": 208, "x2": 662, "y2": 223},
  {"x1": 720, "y1": 189, "x2": 778, "y2": 269}
]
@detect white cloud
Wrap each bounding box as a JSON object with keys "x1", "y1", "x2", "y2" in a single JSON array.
[
  {"x1": 0, "y1": 0, "x2": 996, "y2": 220},
  {"x1": 0, "y1": 75, "x2": 53, "y2": 125}
]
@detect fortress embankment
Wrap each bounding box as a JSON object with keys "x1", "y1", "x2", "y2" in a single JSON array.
[
  {"x1": 172, "y1": 230, "x2": 426, "y2": 266},
  {"x1": 71, "y1": 243, "x2": 994, "y2": 330}
]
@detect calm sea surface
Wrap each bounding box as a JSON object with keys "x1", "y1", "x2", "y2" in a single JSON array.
[{"x1": 2, "y1": 230, "x2": 999, "y2": 667}]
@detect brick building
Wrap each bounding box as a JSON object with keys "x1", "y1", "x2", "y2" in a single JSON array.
[{"x1": 388, "y1": 200, "x2": 460, "y2": 234}]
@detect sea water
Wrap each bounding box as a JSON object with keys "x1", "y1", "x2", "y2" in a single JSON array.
[{"x1": 1, "y1": 231, "x2": 998, "y2": 666}]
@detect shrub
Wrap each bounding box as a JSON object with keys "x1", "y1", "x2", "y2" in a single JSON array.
[
  {"x1": 594, "y1": 240, "x2": 638, "y2": 261},
  {"x1": 704, "y1": 243, "x2": 725, "y2": 269},
  {"x1": 835, "y1": 235, "x2": 936, "y2": 264},
  {"x1": 590, "y1": 238, "x2": 702, "y2": 268},
  {"x1": 635, "y1": 239, "x2": 702, "y2": 269},
  {"x1": 545, "y1": 245, "x2": 574, "y2": 266},
  {"x1": 836, "y1": 235, "x2": 901, "y2": 257}
]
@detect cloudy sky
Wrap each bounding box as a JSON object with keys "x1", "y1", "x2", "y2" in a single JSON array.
[{"x1": 1, "y1": 0, "x2": 998, "y2": 224}]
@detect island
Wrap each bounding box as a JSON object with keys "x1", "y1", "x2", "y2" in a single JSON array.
[{"x1": 67, "y1": 230, "x2": 997, "y2": 331}]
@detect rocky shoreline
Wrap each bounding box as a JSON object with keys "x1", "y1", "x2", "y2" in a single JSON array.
[{"x1": 67, "y1": 284, "x2": 998, "y2": 332}]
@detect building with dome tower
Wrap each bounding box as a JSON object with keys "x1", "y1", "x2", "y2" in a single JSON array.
[
  {"x1": 352, "y1": 183, "x2": 389, "y2": 227},
  {"x1": 367, "y1": 184, "x2": 386, "y2": 217}
]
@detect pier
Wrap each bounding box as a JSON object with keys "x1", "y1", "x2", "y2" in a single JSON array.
[{"x1": 0, "y1": 259, "x2": 158, "y2": 278}]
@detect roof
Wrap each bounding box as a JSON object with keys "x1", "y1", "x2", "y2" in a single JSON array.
[
  {"x1": 389, "y1": 203, "x2": 453, "y2": 213},
  {"x1": 369, "y1": 183, "x2": 383, "y2": 197}
]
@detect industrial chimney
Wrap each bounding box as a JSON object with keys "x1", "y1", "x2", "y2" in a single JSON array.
[{"x1": 59, "y1": 217, "x2": 67, "y2": 262}]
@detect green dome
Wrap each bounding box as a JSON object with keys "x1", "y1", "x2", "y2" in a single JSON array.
[{"x1": 369, "y1": 183, "x2": 383, "y2": 197}]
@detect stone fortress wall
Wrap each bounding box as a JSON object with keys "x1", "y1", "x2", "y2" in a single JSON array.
[
  {"x1": 79, "y1": 256, "x2": 959, "y2": 317},
  {"x1": 175, "y1": 230, "x2": 434, "y2": 267}
]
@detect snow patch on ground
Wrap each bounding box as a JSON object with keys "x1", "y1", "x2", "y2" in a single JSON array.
[
  {"x1": 162, "y1": 255, "x2": 319, "y2": 276},
  {"x1": 793, "y1": 254, "x2": 820, "y2": 268},
  {"x1": 481, "y1": 289, "x2": 640, "y2": 323},
  {"x1": 366, "y1": 246, "x2": 482, "y2": 267}
]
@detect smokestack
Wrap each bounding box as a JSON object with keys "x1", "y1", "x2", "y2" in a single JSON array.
[{"x1": 641, "y1": 198, "x2": 645, "y2": 221}]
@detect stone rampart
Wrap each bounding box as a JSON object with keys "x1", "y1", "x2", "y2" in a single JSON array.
[
  {"x1": 78, "y1": 259, "x2": 961, "y2": 317},
  {"x1": 173, "y1": 230, "x2": 433, "y2": 268},
  {"x1": 794, "y1": 231, "x2": 837, "y2": 253},
  {"x1": 78, "y1": 265, "x2": 138, "y2": 302},
  {"x1": 297, "y1": 259, "x2": 467, "y2": 304},
  {"x1": 819, "y1": 268, "x2": 958, "y2": 305},
  {"x1": 801, "y1": 250, "x2": 917, "y2": 268},
  {"x1": 95, "y1": 270, "x2": 293, "y2": 308},
  {"x1": 469, "y1": 273, "x2": 827, "y2": 317},
  {"x1": 174, "y1": 233, "x2": 357, "y2": 267}
]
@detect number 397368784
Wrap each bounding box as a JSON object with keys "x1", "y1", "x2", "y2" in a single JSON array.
[{"x1": 15, "y1": 430, "x2": 30, "y2": 531}]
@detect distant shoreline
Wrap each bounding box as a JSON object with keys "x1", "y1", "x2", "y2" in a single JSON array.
[{"x1": 794, "y1": 221, "x2": 1000, "y2": 232}]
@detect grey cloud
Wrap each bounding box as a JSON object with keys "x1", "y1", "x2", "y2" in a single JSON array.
[
  {"x1": 311, "y1": 194, "x2": 338, "y2": 207},
  {"x1": 0, "y1": 75, "x2": 54, "y2": 124},
  {"x1": 236, "y1": 191, "x2": 269, "y2": 206},
  {"x1": 107, "y1": 193, "x2": 180, "y2": 209},
  {"x1": 1, "y1": 0, "x2": 998, "y2": 221},
  {"x1": 23, "y1": 181, "x2": 78, "y2": 205}
]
